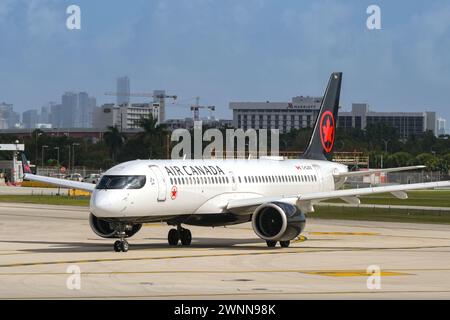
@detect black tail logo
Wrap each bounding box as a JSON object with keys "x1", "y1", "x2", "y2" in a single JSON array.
[{"x1": 300, "y1": 72, "x2": 342, "y2": 160}]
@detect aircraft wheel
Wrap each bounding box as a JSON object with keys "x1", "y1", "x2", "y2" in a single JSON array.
[
  {"x1": 180, "y1": 229, "x2": 192, "y2": 246},
  {"x1": 168, "y1": 229, "x2": 179, "y2": 246},
  {"x1": 114, "y1": 240, "x2": 122, "y2": 252},
  {"x1": 266, "y1": 240, "x2": 277, "y2": 248},
  {"x1": 121, "y1": 240, "x2": 129, "y2": 252},
  {"x1": 280, "y1": 240, "x2": 290, "y2": 248}
]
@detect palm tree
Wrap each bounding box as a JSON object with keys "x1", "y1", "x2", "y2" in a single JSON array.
[
  {"x1": 103, "y1": 126, "x2": 124, "y2": 162},
  {"x1": 135, "y1": 115, "x2": 168, "y2": 158}
]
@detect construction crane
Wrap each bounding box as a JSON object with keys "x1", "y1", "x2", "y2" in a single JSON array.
[
  {"x1": 105, "y1": 92, "x2": 177, "y2": 100},
  {"x1": 190, "y1": 97, "x2": 215, "y2": 121}
]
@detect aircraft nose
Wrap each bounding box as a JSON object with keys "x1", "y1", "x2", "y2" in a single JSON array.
[{"x1": 91, "y1": 191, "x2": 128, "y2": 217}]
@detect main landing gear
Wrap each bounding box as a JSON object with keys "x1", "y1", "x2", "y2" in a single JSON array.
[
  {"x1": 168, "y1": 225, "x2": 192, "y2": 246},
  {"x1": 266, "y1": 240, "x2": 291, "y2": 248}
]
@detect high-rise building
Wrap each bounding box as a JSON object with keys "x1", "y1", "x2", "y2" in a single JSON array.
[
  {"x1": 61, "y1": 92, "x2": 78, "y2": 127},
  {"x1": 53, "y1": 92, "x2": 97, "y2": 128},
  {"x1": 0, "y1": 102, "x2": 20, "y2": 129},
  {"x1": 437, "y1": 117, "x2": 447, "y2": 136},
  {"x1": 39, "y1": 105, "x2": 51, "y2": 124},
  {"x1": 22, "y1": 109, "x2": 39, "y2": 128},
  {"x1": 116, "y1": 76, "x2": 130, "y2": 106},
  {"x1": 50, "y1": 104, "x2": 62, "y2": 128},
  {"x1": 77, "y1": 92, "x2": 96, "y2": 128}
]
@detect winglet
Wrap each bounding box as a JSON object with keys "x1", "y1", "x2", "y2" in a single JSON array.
[{"x1": 21, "y1": 153, "x2": 32, "y2": 175}]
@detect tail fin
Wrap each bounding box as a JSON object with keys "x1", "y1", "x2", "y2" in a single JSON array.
[
  {"x1": 21, "y1": 153, "x2": 32, "y2": 175},
  {"x1": 300, "y1": 72, "x2": 342, "y2": 160}
]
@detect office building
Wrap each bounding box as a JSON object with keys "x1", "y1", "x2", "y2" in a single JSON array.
[
  {"x1": 229, "y1": 96, "x2": 322, "y2": 133},
  {"x1": 116, "y1": 76, "x2": 130, "y2": 106},
  {"x1": 0, "y1": 102, "x2": 20, "y2": 129},
  {"x1": 338, "y1": 103, "x2": 437, "y2": 138},
  {"x1": 93, "y1": 103, "x2": 156, "y2": 130},
  {"x1": 22, "y1": 109, "x2": 39, "y2": 129}
]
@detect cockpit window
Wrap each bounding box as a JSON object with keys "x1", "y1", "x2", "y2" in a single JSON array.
[{"x1": 96, "y1": 175, "x2": 146, "y2": 190}]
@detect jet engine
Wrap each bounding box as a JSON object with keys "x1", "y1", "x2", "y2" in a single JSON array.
[
  {"x1": 89, "y1": 213, "x2": 142, "y2": 239},
  {"x1": 251, "y1": 202, "x2": 305, "y2": 241}
]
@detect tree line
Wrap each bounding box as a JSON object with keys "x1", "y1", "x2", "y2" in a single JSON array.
[{"x1": 0, "y1": 119, "x2": 449, "y2": 173}]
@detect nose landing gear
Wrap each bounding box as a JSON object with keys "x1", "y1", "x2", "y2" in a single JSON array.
[
  {"x1": 168, "y1": 225, "x2": 192, "y2": 246},
  {"x1": 112, "y1": 223, "x2": 131, "y2": 252},
  {"x1": 114, "y1": 239, "x2": 129, "y2": 252}
]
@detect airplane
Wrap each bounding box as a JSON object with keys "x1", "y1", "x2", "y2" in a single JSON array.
[{"x1": 20, "y1": 72, "x2": 450, "y2": 252}]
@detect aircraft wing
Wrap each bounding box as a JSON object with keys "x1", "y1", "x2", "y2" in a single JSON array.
[
  {"x1": 226, "y1": 180, "x2": 450, "y2": 212},
  {"x1": 333, "y1": 165, "x2": 425, "y2": 178},
  {"x1": 23, "y1": 173, "x2": 95, "y2": 192},
  {"x1": 20, "y1": 154, "x2": 95, "y2": 192}
]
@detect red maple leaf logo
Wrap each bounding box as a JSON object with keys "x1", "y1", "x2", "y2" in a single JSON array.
[
  {"x1": 319, "y1": 111, "x2": 335, "y2": 153},
  {"x1": 170, "y1": 186, "x2": 178, "y2": 200},
  {"x1": 322, "y1": 117, "x2": 334, "y2": 144}
]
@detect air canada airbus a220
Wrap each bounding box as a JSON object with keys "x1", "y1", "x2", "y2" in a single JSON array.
[{"x1": 20, "y1": 73, "x2": 450, "y2": 252}]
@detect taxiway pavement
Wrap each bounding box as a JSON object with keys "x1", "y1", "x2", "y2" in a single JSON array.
[{"x1": 1, "y1": 202, "x2": 450, "y2": 299}]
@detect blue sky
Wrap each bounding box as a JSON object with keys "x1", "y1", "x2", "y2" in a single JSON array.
[{"x1": 1, "y1": 0, "x2": 449, "y2": 124}]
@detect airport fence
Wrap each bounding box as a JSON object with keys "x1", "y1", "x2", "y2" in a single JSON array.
[
  {"x1": 345, "y1": 171, "x2": 450, "y2": 188},
  {"x1": 36, "y1": 166, "x2": 104, "y2": 178},
  {"x1": 314, "y1": 203, "x2": 450, "y2": 224}
]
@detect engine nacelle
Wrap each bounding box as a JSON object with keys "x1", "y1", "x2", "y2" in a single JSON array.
[
  {"x1": 252, "y1": 202, "x2": 305, "y2": 241},
  {"x1": 89, "y1": 213, "x2": 142, "y2": 239}
]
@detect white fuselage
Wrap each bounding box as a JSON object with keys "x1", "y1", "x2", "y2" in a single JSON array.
[{"x1": 90, "y1": 158, "x2": 348, "y2": 219}]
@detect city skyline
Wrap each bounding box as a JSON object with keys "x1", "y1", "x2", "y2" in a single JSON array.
[{"x1": 1, "y1": 1, "x2": 450, "y2": 123}]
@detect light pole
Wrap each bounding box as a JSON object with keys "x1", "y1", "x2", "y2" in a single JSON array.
[
  {"x1": 35, "y1": 132, "x2": 43, "y2": 165},
  {"x1": 72, "y1": 143, "x2": 79, "y2": 171},
  {"x1": 66, "y1": 145, "x2": 71, "y2": 172},
  {"x1": 382, "y1": 138, "x2": 390, "y2": 153},
  {"x1": 54, "y1": 147, "x2": 60, "y2": 167},
  {"x1": 41, "y1": 145, "x2": 48, "y2": 167}
]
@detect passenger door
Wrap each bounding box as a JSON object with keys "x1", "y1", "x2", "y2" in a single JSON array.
[{"x1": 149, "y1": 165, "x2": 167, "y2": 201}]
